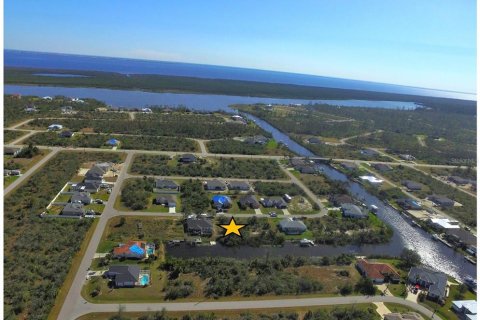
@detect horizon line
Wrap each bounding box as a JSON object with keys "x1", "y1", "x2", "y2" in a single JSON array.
[{"x1": 4, "y1": 48, "x2": 477, "y2": 96}]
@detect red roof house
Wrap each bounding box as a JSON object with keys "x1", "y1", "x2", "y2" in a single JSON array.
[{"x1": 356, "y1": 259, "x2": 400, "y2": 284}]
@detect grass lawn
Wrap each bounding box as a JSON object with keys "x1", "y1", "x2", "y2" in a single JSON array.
[
  {"x1": 85, "y1": 203, "x2": 106, "y2": 213},
  {"x1": 55, "y1": 194, "x2": 71, "y2": 202},
  {"x1": 422, "y1": 284, "x2": 477, "y2": 320},
  {"x1": 3, "y1": 175, "x2": 19, "y2": 187},
  {"x1": 77, "y1": 304, "x2": 380, "y2": 320},
  {"x1": 46, "y1": 204, "x2": 64, "y2": 215},
  {"x1": 94, "y1": 190, "x2": 110, "y2": 201},
  {"x1": 114, "y1": 192, "x2": 179, "y2": 213},
  {"x1": 387, "y1": 283, "x2": 408, "y2": 298},
  {"x1": 383, "y1": 303, "x2": 427, "y2": 319},
  {"x1": 287, "y1": 195, "x2": 315, "y2": 215},
  {"x1": 96, "y1": 216, "x2": 185, "y2": 253}
]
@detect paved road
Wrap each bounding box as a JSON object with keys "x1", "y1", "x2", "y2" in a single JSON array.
[
  {"x1": 57, "y1": 152, "x2": 134, "y2": 320},
  {"x1": 196, "y1": 139, "x2": 208, "y2": 156},
  {"x1": 70, "y1": 295, "x2": 441, "y2": 320},
  {"x1": 7, "y1": 118, "x2": 34, "y2": 129},
  {"x1": 8, "y1": 130, "x2": 37, "y2": 145},
  {"x1": 4, "y1": 147, "x2": 60, "y2": 196}
]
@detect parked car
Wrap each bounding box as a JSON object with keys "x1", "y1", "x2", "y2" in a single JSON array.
[
  {"x1": 95, "y1": 199, "x2": 104, "y2": 204},
  {"x1": 269, "y1": 212, "x2": 277, "y2": 217}
]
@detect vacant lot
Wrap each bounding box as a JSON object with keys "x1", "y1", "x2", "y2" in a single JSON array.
[{"x1": 130, "y1": 154, "x2": 285, "y2": 179}]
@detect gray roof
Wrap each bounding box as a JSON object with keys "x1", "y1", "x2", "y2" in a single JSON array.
[
  {"x1": 373, "y1": 163, "x2": 392, "y2": 172},
  {"x1": 186, "y1": 218, "x2": 213, "y2": 233},
  {"x1": 70, "y1": 192, "x2": 91, "y2": 204},
  {"x1": 180, "y1": 154, "x2": 196, "y2": 162},
  {"x1": 204, "y1": 179, "x2": 227, "y2": 190},
  {"x1": 260, "y1": 197, "x2": 287, "y2": 208},
  {"x1": 330, "y1": 194, "x2": 354, "y2": 206},
  {"x1": 445, "y1": 228, "x2": 477, "y2": 246},
  {"x1": 106, "y1": 265, "x2": 140, "y2": 285},
  {"x1": 239, "y1": 195, "x2": 260, "y2": 208},
  {"x1": 154, "y1": 195, "x2": 176, "y2": 206},
  {"x1": 307, "y1": 137, "x2": 322, "y2": 144},
  {"x1": 341, "y1": 162, "x2": 357, "y2": 170},
  {"x1": 360, "y1": 149, "x2": 379, "y2": 156},
  {"x1": 155, "y1": 179, "x2": 179, "y2": 189},
  {"x1": 428, "y1": 195, "x2": 455, "y2": 207},
  {"x1": 341, "y1": 203, "x2": 367, "y2": 218},
  {"x1": 408, "y1": 267, "x2": 447, "y2": 299},
  {"x1": 62, "y1": 203, "x2": 85, "y2": 216},
  {"x1": 245, "y1": 135, "x2": 268, "y2": 144},
  {"x1": 290, "y1": 158, "x2": 307, "y2": 167},
  {"x1": 278, "y1": 218, "x2": 307, "y2": 234},
  {"x1": 448, "y1": 176, "x2": 471, "y2": 185},
  {"x1": 297, "y1": 165, "x2": 316, "y2": 174},
  {"x1": 4, "y1": 147, "x2": 21, "y2": 155},
  {"x1": 227, "y1": 181, "x2": 250, "y2": 190},
  {"x1": 402, "y1": 180, "x2": 423, "y2": 190},
  {"x1": 384, "y1": 313, "x2": 423, "y2": 320}
]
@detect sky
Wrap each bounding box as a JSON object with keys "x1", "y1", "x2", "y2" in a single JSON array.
[{"x1": 4, "y1": 0, "x2": 477, "y2": 93}]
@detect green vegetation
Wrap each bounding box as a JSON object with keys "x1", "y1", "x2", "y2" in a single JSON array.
[
  {"x1": 297, "y1": 173, "x2": 347, "y2": 197},
  {"x1": 180, "y1": 179, "x2": 210, "y2": 214},
  {"x1": 4, "y1": 151, "x2": 123, "y2": 320},
  {"x1": 422, "y1": 283, "x2": 477, "y2": 320},
  {"x1": 371, "y1": 165, "x2": 477, "y2": 226},
  {"x1": 253, "y1": 181, "x2": 305, "y2": 196},
  {"x1": 25, "y1": 132, "x2": 198, "y2": 152},
  {"x1": 420, "y1": 166, "x2": 477, "y2": 180},
  {"x1": 306, "y1": 212, "x2": 393, "y2": 245},
  {"x1": 206, "y1": 138, "x2": 292, "y2": 156},
  {"x1": 235, "y1": 104, "x2": 476, "y2": 165},
  {"x1": 4, "y1": 130, "x2": 26, "y2": 143},
  {"x1": 130, "y1": 154, "x2": 285, "y2": 179},
  {"x1": 97, "y1": 216, "x2": 184, "y2": 253},
  {"x1": 24, "y1": 112, "x2": 266, "y2": 139},
  {"x1": 121, "y1": 178, "x2": 156, "y2": 210}
]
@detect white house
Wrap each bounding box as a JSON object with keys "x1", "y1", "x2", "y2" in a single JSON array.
[{"x1": 48, "y1": 124, "x2": 63, "y2": 131}]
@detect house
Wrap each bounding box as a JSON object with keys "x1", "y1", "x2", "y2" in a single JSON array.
[
  {"x1": 340, "y1": 162, "x2": 357, "y2": 170},
  {"x1": 359, "y1": 175, "x2": 383, "y2": 184},
  {"x1": 104, "y1": 265, "x2": 141, "y2": 288},
  {"x1": 61, "y1": 203, "x2": 85, "y2": 217},
  {"x1": 307, "y1": 137, "x2": 322, "y2": 144},
  {"x1": 341, "y1": 203, "x2": 367, "y2": 219},
  {"x1": 278, "y1": 218, "x2": 307, "y2": 235},
  {"x1": 70, "y1": 192, "x2": 92, "y2": 205},
  {"x1": 204, "y1": 179, "x2": 227, "y2": 191},
  {"x1": 24, "y1": 105, "x2": 38, "y2": 112},
  {"x1": 402, "y1": 180, "x2": 423, "y2": 191},
  {"x1": 227, "y1": 181, "x2": 250, "y2": 191},
  {"x1": 231, "y1": 115, "x2": 246, "y2": 124},
  {"x1": 360, "y1": 149, "x2": 379, "y2": 157},
  {"x1": 42, "y1": 96, "x2": 53, "y2": 100},
  {"x1": 185, "y1": 218, "x2": 213, "y2": 236},
  {"x1": 356, "y1": 259, "x2": 400, "y2": 284},
  {"x1": 113, "y1": 240, "x2": 148, "y2": 259},
  {"x1": 153, "y1": 195, "x2": 176, "y2": 207},
  {"x1": 106, "y1": 138, "x2": 120, "y2": 146},
  {"x1": 59, "y1": 130, "x2": 74, "y2": 138},
  {"x1": 408, "y1": 267, "x2": 448, "y2": 300},
  {"x1": 444, "y1": 228, "x2": 477, "y2": 247},
  {"x1": 290, "y1": 158, "x2": 307, "y2": 168},
  {"x1": 212, "y1": 195, "x2": 232, "y2": 210},
  {"x1": 260, "y1": 197, "x2": 287, "y2": 209},
  {"x1": 141, "y1": 107, "x2": 152, "y2": 113},
  {"x1": 61, "y1": 106, "x2": 75, "y2": 114},
  {"x1": 329, "y1": 194, "x2": 355, "y2": 207},
  {"x1": 372, "y1": 163, "x2": 392, "y2": 172},
  {"x1": 244, "y1": 135, "x2": 269, "y2": 145},
  {"x1": 155, "y1": 179, "x2": 179, "y2": 191},
  {"x1": 239, "y1": 195, "x2": 260, "y2": 209},
  {"x1": 399, "y1": 154, "x2": 416, "y2": 161},
  {"x1": 429, "y1": 218, "x2": 460, "y2": 230},
  {"x1": 85, "y1": 165, "x2": 106, "y2": 184},
  {"x1": 384, "y1": 313, "x2": 423, "y2": 320},
  {"x1": 396, "y1": 198, "x2": 422, "y2": 210},
  {"x1": 452, "y1": 300, "x2": 477, "y2": 317},
  {"x1": 448, "y1": 176, "x2": 471, "y2": 185},
  {"x1": 73, "y1": 181, "x2": 102, "y2": 193},
  {"x1": 48, "y1": 124, "x2": 63, "y2": 131},
  {"x1": 297, "y1": 165, "x2": 317, "y2": 174},
  {"x1": 4, "y1": 169, "x2": 21, "y2": 176},
  {"x1": 4, "y1": 147, "x2": 22, "y2": 157},
  {"x1": 179, "y1": 153, "x2": 196, "y2": 163},
  {"x1": 427, "y1": 195, "x2": 455, "y2": 208}
]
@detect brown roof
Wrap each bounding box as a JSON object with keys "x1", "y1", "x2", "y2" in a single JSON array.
[
  {"x1": 113, "y1": 240, "x2": 146, "y2": 256},
  {"x1": 357, "y1": 258, "x2": 400, "y2": 280}
]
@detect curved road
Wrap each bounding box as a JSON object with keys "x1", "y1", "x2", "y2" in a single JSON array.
[{"x1": 72, "y1": 296, "x2": 441, "y2": 320}]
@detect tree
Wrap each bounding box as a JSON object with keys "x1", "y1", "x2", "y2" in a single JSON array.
[
  {"x1": 355, "y1": 277, "x2": 375, "y2": 295},
  {"x1": 400, "y1": 249, "x2": 421, "y2": 269}
]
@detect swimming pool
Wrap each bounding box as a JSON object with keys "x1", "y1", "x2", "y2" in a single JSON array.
[
  {"x1": 139, "y1": 274, "x2": 149, "y2": 286},
  {"x1": 147, "y1": 247, "x2": 154, "y2": 255}
]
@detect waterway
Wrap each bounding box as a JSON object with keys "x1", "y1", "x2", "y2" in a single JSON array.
[
  {"x1": 4, "y1": 84, "x2": 475, "y2": 280},
  {"x1": 4, "y1": 85, "x2": 419, "y2": 112}
]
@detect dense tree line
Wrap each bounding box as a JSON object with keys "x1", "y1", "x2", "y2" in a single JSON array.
[
  {"x1": 180, "y1": 179, "x2": 211, "y2": 214},
  {"x1": 25, "y1": 132, "x2": 198, "y2": 152},
  {"x1": 121, "y1": 177, "x2": 155, "y2": 210},
  {"x1": 252, "y1": 181, "x2": 305, "y2": 196},
  {"x1": 4, "y1": 151, "x2": 122, "y2": 320},
  {"x1": 130, "y1": 155, "x2": 285, "y2": 180},
  {"x1": 26, "y1": 113, "x2": 266, "y2": 139},
  {"x1": 207, "y1": 139, "x2": 291, "y2": 156},
  {"x1": 236, "y1": 104, "x2": 476, "y2": 165},
  {"x1": 160, "y1": 256, "x2": 323, "y2": 298}
]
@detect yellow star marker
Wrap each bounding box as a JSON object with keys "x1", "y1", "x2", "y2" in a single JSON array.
[{"x1": 219, "y1": 217, "x2": 247, "y2": 237}]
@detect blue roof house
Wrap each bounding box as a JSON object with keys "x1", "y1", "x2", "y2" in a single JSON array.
[
  {"x1": 106, "y1": 138, "x2": 120, "y2": 146},
  {"x1": 212, "y1": 195, "x2": 232, "y2": 210}
]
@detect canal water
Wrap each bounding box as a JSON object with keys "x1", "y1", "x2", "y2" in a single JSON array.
[{"x1": 4, "y1": 84, "x2": 475, "y2": 280}]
